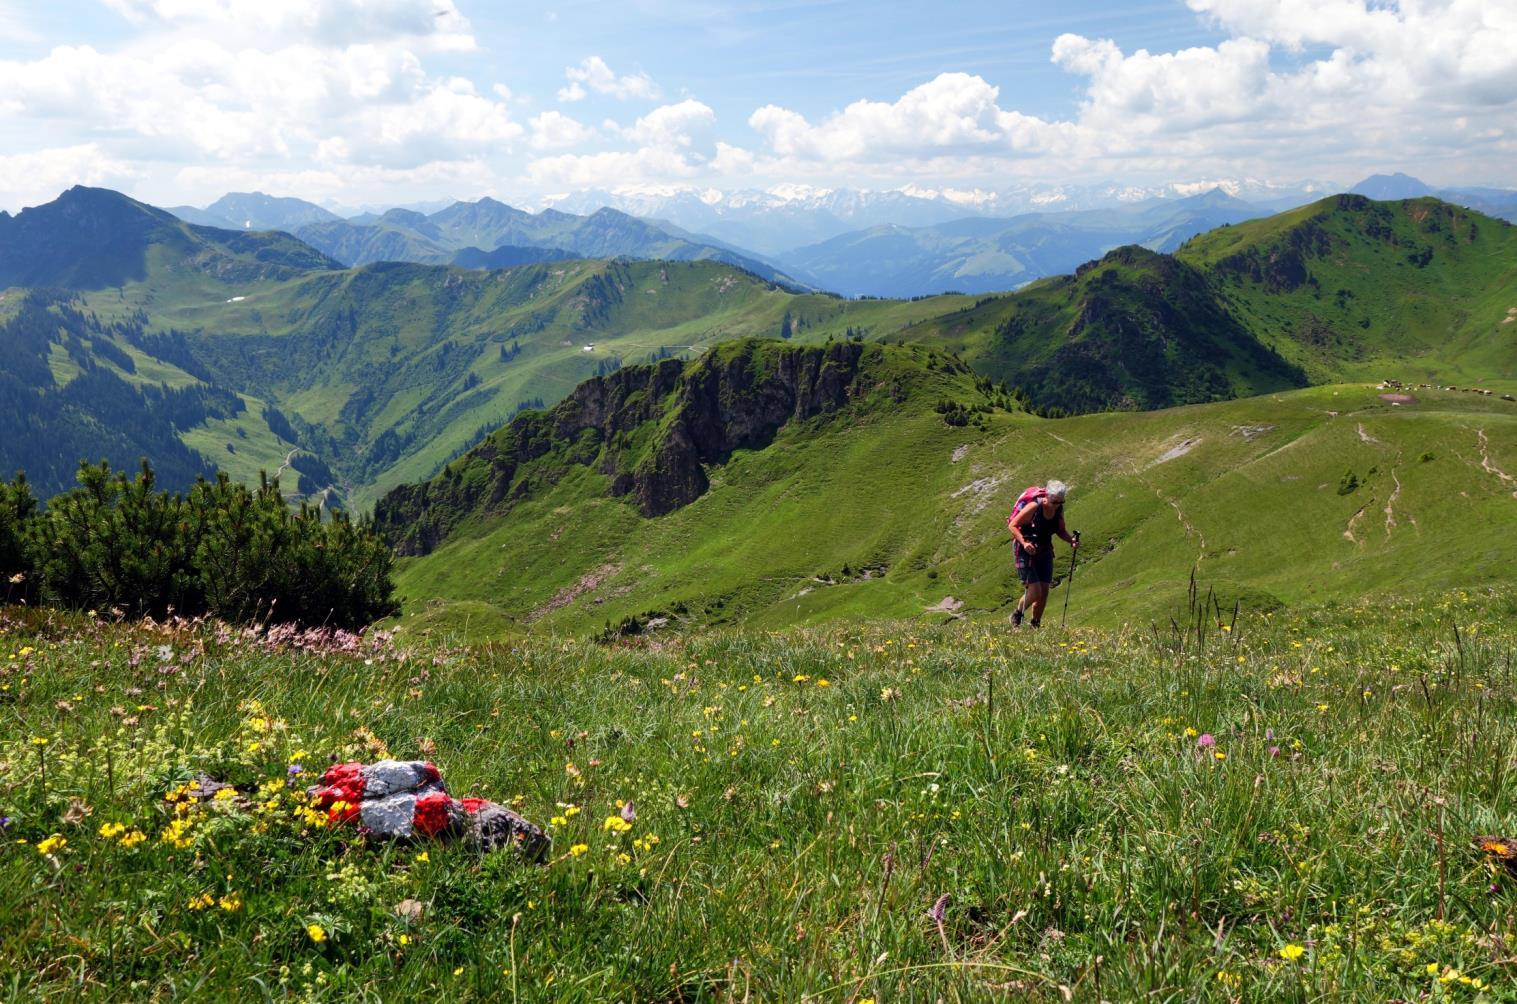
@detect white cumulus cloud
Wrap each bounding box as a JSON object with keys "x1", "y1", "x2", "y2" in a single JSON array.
[
  {"x1": 619, "y1": 99, "x2": 714, "y2": 147},
  {"x1": 0, "y1": 2, "x2": 521, "y2": 206},
  {"x1": 101, "y1": 0, "x2": 475, "y2": 50},
  {"x1": 748, "y1": 72, "x2": 1071, "y2": 162},
  {"x1": 558, "y1": 56, "x2": 660, "y2": 102},
  {"x1": 530, "y1": 110, "x2": 596, "y2": 150},
  {"x1": 0, "y1": 144, "x2": 140, "y2": 211}
]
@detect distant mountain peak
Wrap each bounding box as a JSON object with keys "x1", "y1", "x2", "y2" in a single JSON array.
[
  {"x1": 2, "y1": 186, "x2": 340, "y2": 289},
  {"x1": 1350, "y1": 173, "x2": 1434, "y2": 200}
]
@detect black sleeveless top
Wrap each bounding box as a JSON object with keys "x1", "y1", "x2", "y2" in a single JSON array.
[{"x1": 1015, "y1": 501, "x2": 1061, "y2": 561}]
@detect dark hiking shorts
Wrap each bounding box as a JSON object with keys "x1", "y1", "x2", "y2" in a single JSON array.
[{"x1": 1017, "y1": 547, "x2": 1054, "y2": 585}]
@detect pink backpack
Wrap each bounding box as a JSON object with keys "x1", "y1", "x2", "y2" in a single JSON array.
[{"x1": 1006, "y1": 485, "x2": 1045, "y2": 532}]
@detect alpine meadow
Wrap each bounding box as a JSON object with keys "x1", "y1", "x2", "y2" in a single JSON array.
[{"x1": 4, "y1": 1, "x2": 1517, "y2": 1000}]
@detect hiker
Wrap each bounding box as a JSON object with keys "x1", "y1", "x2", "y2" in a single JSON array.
[{"x1": 1009, "y1": 480, "x2": 1077, "y2": 628}]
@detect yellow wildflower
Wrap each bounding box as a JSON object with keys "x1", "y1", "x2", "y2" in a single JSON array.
[
  {"x1": 1279, "y1": 943, "x2": 1306, "y2": 961},
  {"x1": 307, "y1": 923, "x2": 327, "y2": 944}
]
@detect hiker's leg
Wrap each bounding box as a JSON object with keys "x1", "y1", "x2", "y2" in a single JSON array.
[{"x1": 1029, "y1": 583, "x2": 1050, "y2": 623}]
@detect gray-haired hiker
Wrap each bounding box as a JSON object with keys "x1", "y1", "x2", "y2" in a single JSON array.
[{"x1": 1008, "y1": 480, "x2": 1077, "y2": 628}]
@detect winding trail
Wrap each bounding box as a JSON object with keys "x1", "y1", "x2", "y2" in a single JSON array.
[
  {"x1": 272, "y1": 447, "x2": 298, "y2": 481},
  {"x1": 1477, "y1": 429, "x2": 1517, "y2": 499},
  {"x1": 1159, "y1": 490, "x2": 1206, "y2": 566},
  {"x1": 1344, "y1": 498, "x2": 1372, "y2": 545},
  {"x1": 1357, "y1": 423, "x2": 1384, "y2": 446},
  {"x1": 1384, "y1": 466, "x2": 1414, "y2": 538}
]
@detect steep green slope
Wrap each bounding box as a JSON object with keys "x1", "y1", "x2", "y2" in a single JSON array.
[
  {"x1": 1176, "y1": 194, "x2": 1517, "y2": 381},
  {"x1": 385, "y1": 343, "x2": 1517, "y2": 637},
  {"x1": 0, "y1": 291, "x2": 264, "y2": 496}
]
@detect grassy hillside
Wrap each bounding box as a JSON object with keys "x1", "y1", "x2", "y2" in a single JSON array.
[
  {"x1": 1177, "y1": 195, "x2": 1517, "y2": 382},
  {"x1": 8, "y1": 595, "x2": 1517, "y2": 998},
  {"x1": 387, "y1": 342, "x2": 1517, "y2": 637},
  {"x1": 901, "y1": 245, "x2": 1308, "y2": 412}
]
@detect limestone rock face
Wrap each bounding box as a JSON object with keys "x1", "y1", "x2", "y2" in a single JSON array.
[
  {"x1": 375, "y1": 341, "x2": 880, "y2": 552},
  {"x1": 307, "y1": 759, "x2": 548, "y2": 861}
]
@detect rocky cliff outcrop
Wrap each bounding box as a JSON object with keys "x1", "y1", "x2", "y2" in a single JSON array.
[{"x1": 375, "y1": 340, "x2": 874, "y2": 555}]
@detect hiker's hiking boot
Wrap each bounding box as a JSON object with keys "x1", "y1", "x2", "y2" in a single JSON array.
[{"x1": 1012, "y1": 608, "x2": 1024, "y2": 627}]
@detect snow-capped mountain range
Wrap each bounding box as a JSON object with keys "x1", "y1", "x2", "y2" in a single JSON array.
[{"x1": 538, "y1": 179, "x2": 1335, "y2": 255}]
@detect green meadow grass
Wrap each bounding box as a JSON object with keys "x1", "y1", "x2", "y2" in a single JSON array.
[{"x1": 5, "y1": 596, "x2": 1517, "y2": 1000}]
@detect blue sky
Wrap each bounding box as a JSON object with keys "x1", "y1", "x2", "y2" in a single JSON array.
[{"x1": 0, "y1": 0, "x2": 1512, "y2": 211}]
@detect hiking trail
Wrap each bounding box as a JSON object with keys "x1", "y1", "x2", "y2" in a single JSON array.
[
  {"x1": 1384, "y1": 465, "x2": 1414, "y2": 537},
  {"x1": 1344, "y1": 498, "x2": 1373, "y2": 545},
  {"x1": 1477, "y1": 428, "x2": 1517, "y2": 499},
  {"x1": 1159, "y1": 490, "x2": 1206, "y2": 565}
]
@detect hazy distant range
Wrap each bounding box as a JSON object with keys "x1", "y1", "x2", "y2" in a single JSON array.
[{"x1": 164, "y1": 172, "x2": 1517, "y2": 299}]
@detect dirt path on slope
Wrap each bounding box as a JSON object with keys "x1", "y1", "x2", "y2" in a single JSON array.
[
  {"x1": 1478, "y1": 428, "x2": 1517, "y2": 499},
  {"x1": 530, "y1": 563, "x2": 623, "y2": 621},
  {"x1": 1344, "y1": 498, "x2": 1373, "y2": 545},
  {"x1": 1157, "y1": 490, "x2": 1206, "y2": 566},
  {"x1": 1384, "y1": 464, "x2": 1415, "y2": 538}
]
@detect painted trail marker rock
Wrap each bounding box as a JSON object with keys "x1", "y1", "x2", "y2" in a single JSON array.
[{"x1": 308, "y1": 760, "x2": 549, "y2": 861}]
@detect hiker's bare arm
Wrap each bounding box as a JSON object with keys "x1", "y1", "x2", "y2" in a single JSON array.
[
  {"x1": 1010, "y1": 505, "x2": 1036, "y2": 549},
  {"x1": 1057, "y1": 512, "x2": 1076, "y2": 546}
]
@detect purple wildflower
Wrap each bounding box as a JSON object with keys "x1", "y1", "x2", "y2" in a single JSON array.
[
  {"x1": 1268, "y1": 746, "x2": 1281, "y2": 758},
  {"x1": 620, "y1": 801, "x2": 637, "y2": 823},
  {"x1": 1196, "y1": 733, "x2": 1216, "y2": 749},
  {"x1": 930, "y1": 893, "x2": 950, "y2": 925}
]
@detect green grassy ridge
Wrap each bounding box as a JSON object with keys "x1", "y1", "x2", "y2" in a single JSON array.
[
  {"x1": 8, "y1": 599, "x2": 1517, "y2": 998},
  {"x1": 900, "y1": 195, "x2": 1517, "y2": 413},
  {"x1": 391, "y1": 360, "x2": 1517, "y2": 637},
  {"x1": 899, "y1": 245, "x2": 1310, "y2": 412}
]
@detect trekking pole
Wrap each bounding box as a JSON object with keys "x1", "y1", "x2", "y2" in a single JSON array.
[{"x1": 1060, "y1": 530, "x2": 1081, "y2": 630}]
